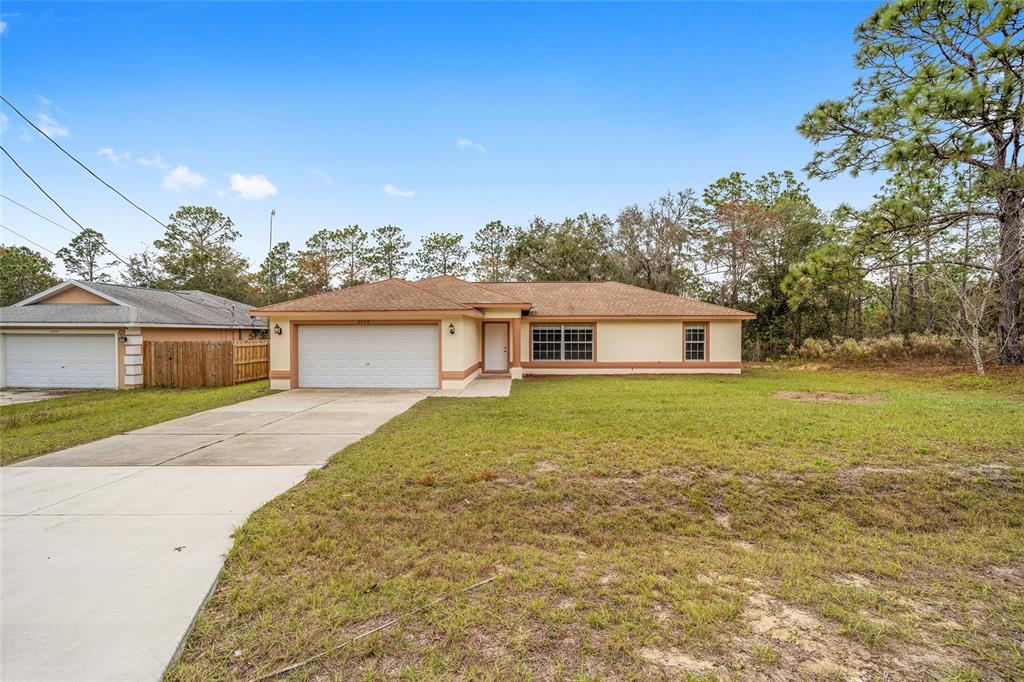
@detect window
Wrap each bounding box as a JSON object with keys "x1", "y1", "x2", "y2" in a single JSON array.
[
  {"x1": 531, "y1": 324, "x2": 594, "y2": 361},
  {"x1": 685, "y1": 324, "x2": 706, "y2": 361}
]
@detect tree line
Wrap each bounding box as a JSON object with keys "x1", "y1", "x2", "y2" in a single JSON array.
[{"x1": 1, "y1": 1, "x2": 1020, "y2": 365}]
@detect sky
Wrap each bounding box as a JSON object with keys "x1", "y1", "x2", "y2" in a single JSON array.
[{"x1": 0, "y1": 1, "x2": 884, "y2": 277}]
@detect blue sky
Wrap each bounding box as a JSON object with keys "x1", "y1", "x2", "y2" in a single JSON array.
[{"x1": 1, "y1": 1, "x2": 882, "y2": 275}]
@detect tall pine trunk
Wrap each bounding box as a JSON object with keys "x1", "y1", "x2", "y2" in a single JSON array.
[
  {"x1": 923, "y1": 231, "x2": 933, "y2": 333},
  {"x1": 996, "y1": 190, "x2": 1023, "y2": 365}
]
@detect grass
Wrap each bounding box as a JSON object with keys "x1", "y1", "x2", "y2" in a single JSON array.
[
  {"x1": 167, "y1": 368, "x2": 1024, "y2": 680},
  {"x1": 0, "y1": 381, "x2": 273, "y2": 465}
]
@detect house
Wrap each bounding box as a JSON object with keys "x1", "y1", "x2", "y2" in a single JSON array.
[
  {"x1": 0, "y1": 280, "x2": 265, "y2": 389},
  {"x1": 252, "y1": 276, "x2": 754, "y2": 390}
]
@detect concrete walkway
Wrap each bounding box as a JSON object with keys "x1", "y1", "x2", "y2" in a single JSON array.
[
  {"x1": 434, "y1": 375, "x2": 512, "y2": 398},
  {"x1": 0, "y1": 389, "x2": 428, "y2": 682}
]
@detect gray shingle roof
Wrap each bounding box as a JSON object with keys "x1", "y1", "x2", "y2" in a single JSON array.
[{"x1": 0, "y1": 281, "x2": 266, "y2": 328}]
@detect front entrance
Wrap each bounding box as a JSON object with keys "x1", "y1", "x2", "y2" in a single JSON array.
[{"x1": 483, "y1": 322, "x2": 508, "y2": 373}]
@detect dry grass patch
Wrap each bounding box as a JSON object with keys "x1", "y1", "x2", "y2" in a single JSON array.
[{"x1": 167, "y1": 369, "x2": 1023, "y2": 681}]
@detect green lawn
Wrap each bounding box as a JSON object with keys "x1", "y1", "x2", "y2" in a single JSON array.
[
  {"x1": 168, "y1": 369, "x2": 1023, "y2": 681},
  {"x1": 0, "y1": 381, "x2": 273, "y2": 465}
]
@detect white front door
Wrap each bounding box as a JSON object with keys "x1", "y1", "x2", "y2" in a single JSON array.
[
  {"x1": 484, "y1": 323, "x2": 508, "y2": 372},
  {"x1": 297, "y1": 324, "x2": 438, "y2": 388},
  {"x1": 3, "y1": 333, "x2": 117, "y2": 389}
]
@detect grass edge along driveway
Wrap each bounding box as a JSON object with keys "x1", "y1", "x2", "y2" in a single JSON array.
[
  {"x1": 0, "y1": 381, "x2": 273, "y2": 465},
  {"x1": 168, "y1": 368, "x2": 1023, "y2": 681}
]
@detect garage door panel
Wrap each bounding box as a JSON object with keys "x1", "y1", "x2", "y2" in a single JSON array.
[
  {"x1": 298, "y1": 325, "x2": 438, "y2": 389},
  {"x1": 4, "y1": 334, "x2": 116, "y2": 389}
]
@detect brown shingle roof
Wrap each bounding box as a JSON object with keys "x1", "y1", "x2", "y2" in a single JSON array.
[
  {"x1": 413, "y1": 275, "x2": 528, "y2": 305},
  {"x1": 252, "y1": 278, "x2": 473, "y2": 313},
  {"x1": 481, "y1": 281, "x2": 754, "y2": 318},
  {"x1": 252, "y1": 277, "x2": 754, "y2": 319}
]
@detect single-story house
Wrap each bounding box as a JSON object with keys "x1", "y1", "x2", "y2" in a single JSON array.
[
  {"x1": 0, "y1": 280, "x2": 265, "y2": 389},
  {"x1": 252, "y1": 276, "x2": 755, "y2": 391}
]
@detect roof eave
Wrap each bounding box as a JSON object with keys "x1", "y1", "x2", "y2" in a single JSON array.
[
  {"x1": 251, "y1": 308, "x2": 483, "y2": 318},
  {"x1": 525, "y1": 314, "x2": 756, "y2": 321}
]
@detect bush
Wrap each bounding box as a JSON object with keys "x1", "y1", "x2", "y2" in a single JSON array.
[{"x1": 793, "y1": 334, "x2": 984, "y2": 367}]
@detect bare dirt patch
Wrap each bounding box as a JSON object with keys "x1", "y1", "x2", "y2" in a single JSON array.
[
  {"x1": 774, "y1": 390, "x2": 884, "y2": 404},
  {"x1": 729, "y1": 590, "x2": 965, "y2": 680},
  {"x1": 639, "y1": 647, "x2": 716, "y2": 674}
]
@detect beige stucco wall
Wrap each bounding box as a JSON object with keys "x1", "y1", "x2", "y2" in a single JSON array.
[
  {"x1": 709, "y1": 320, "x2": 742, "y2": 362},
  {"x1": 35, "y1": 288, "x2": 111, "y2": 304},
  {"x1": 268, "y1": 317, "x2": 291, "y2": 373},
  {"x1": 462, "y1": 318, "x2": 482, "y2": 370},
  {"x1": 441, "y1": 316, "x2": 474, "y2": 372},
  {"x1": 596, "y1": 321, "x2": 683, "y2": 362}
]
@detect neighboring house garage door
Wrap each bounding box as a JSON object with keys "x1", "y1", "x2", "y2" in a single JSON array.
[
  {"x1": 297, "y1": 324, "x2": 438, "y2": 389},
  {"x1": 4, "y1": 333, "x2": 117, "y2": 389}
]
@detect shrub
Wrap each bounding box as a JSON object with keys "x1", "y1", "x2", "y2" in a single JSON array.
[{"x1": 791, "y1": 334, "x2": 984, "y2": 367}]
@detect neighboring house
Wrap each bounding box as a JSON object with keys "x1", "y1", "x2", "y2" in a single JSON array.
[
  {"x1": 0, "y1": 281, "x2": 265, "y2": 390},
  {"x1": 253, "y1": 276, "x2": 755, "y2": 390}
]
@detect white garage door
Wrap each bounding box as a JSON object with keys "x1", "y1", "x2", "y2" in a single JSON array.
[
  {"x1": 4, "y1": 333, "x2": 117, "y2": 389},
  {"x1": 298, "y1": 324, "x2": 438, "y2": 388}
]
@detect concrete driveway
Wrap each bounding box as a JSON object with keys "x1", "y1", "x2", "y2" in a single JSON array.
[{"x1": 0, "y1": 388, "x2": 428, "y2": 682}]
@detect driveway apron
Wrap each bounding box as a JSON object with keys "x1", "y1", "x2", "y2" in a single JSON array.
[{"x1": 0, "y1": 389, "x2": 427, "y2": 682}]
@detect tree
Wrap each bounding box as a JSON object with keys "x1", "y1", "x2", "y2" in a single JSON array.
[
  {"x1": 292, "y1": 229, "x2": 342, "y2": 296},
  {"x1": 471, "y1": 220, "x2": 514, "y2": 281},
  {"x1": 153, "y1": 206, "x2": 252, "y2": 301},
  {"x1": 0, "y1": 245, "x2": 59, "y2": 305},
  {"x1": 253, "y1": 241, "x2": 297, "y2": 305},
  {"x1": 797, "y1": 0, "x2": 1024, "y2": 364},
  {"x1": 367, "y1": 225, "x2": 411, "y2": 279},
  {"x1": 335, "y1": 225, "x2": 369, "y2": 287},
  {"x1": 121, "y1": 247, "x2": 165, "y2": 288},
  {"x1": 614, "y1": 190, "x2": 699, "y2": 295},
  {"x1": 56, "y1": 228, "x2": 114, "y2": 282},
  {"x1": 414, "y1": 232, "x2": 470, "y2": 277},
  {"x1": 508, "y1": 213, "x2": 620, "y2": 281}
]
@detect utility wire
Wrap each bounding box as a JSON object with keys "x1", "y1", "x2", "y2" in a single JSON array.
[
  {"x1": 1, "y1": 97, "x2": 239, "y2": 271},
  {"x1": 0, "y1": 223, "x2": 60, "y2": 256},
  {"x1": 0, "y1": 144, "x2": 133, "y2": 266},
  {"x1": 0, "y1": 104, "x2": 251, "y2": 319},
  {"x1": 1, "y1": 192, "x2": 79, "y2": 237},
  {"x1": 1, "y1": 95, "x2": 167, "y2": 228},
  {"x1": 0, "y1": 144, "x2": 238, "y2": 315}
]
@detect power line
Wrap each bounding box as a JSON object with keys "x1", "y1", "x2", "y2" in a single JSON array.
[
  {"x1": 0, "y1": 115, "x2": 249, "y2": 318},
  {"x1": 0, "y1": 223, "x2": 60, "y2": 256},
  {"x1": 0, "y1": 143, "x2": 133, "y2": 267},
  {"x1": 1, "y1": 192, "x2": 79, "y2": 237},
  {"x1": 1, "y1": 95, "x2": 167, "y2": 228},
  {"x1": 1, "y1": 98, "x2": 230, "y2": 269}
]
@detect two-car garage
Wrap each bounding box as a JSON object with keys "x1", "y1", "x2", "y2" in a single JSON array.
[
  {"x1": 2, "y1": 333, "x2": 118, "y2": 389},
  {"x1": 296, "y1": 324, "x2": 439, "y2": 389}
]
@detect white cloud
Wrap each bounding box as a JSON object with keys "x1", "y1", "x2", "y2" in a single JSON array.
[
  {"x1": 162, "y1": 165, "x2": 207, "y2": 191},
  {"x1": 136, "y1": 154, "x2": 168, "y2": 169},
  {"x1": 228, "y1": 173, "x2": 278, "y2": 200},
  {"x1": 308, "y1": 168, "x2": 332, "y2": 184},
  {"x1": 456, "y1": 137, "x2": 486, "y2": 153},
  {"x1": 36, "y1": 112, "x2": 69, "y2": 138},
  {"x1": 0, "y1": 20, "x2": 8, "y2": 35},
  {"x1": 97, "y1": 147, "x2": 131, "y2": 165},
  {"x1": 383, "y1": 183, "x2": 415, "y2": 198}
]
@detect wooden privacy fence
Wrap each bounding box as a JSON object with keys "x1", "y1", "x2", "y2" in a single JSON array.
[{"x1": 143, "y1": 340, "x2": 269, "y2": 388}]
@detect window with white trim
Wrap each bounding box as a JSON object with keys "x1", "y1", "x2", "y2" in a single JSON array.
[
  {"x1": 531, "y1": 324, "x2": 594, "y2": 361},
  {"x1": 685, "y1": 324, "x2": 706, "y2": 361}
]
